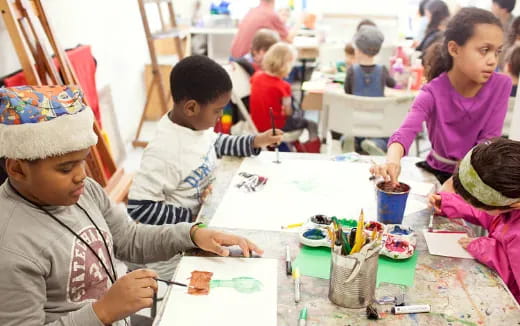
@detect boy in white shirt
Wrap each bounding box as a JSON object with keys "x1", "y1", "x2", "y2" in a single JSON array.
[{"x1": 128, "y1": 55, "x2": 283, "y2": 225}]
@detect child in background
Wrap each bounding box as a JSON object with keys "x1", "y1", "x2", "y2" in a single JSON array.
[
  {"x1": 499, "y1": 15, "x2": 520, "y2": 70},
  {"x1": 128, "y1": 56, "x2": 282, "y2": 225},
  {"x1": 504, "y1": 45, "x2": 520, "y2": 96},
  {"x1": 240, "y1": 28, "x2": 280, "y2": 73},
  {"x1": 371, "y1": 8, "x2": 511, "y2": 184},
  {"x1": 344, "y1": 43, "x2": 356, "y2": 68},
  {"x1": 429, "y1": 138, "x2": 520, "y2": 303},
  {"x1": 344, "y1": 25, "x2": 396, "y2": 155},
  {"x1": 356, "y1": 18, "x2": 376, "y2": 31},
  {"x1": 0, "y1": 86, "x2": 263, "y2": 325},
  {"x1": 250, "y1": 42, "x2": 320, "y2": 151}
]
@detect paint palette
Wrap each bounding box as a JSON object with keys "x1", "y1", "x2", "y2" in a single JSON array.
[
  {"x1": 299, "y1": 228, "x2": 332, "y2": 247},
  {"x1": 380, "y1": 225, "x2": 417, "y2": 259}
]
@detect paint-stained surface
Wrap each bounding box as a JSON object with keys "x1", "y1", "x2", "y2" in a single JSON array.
[{"x1": 172, "y1": 154, "x2": 520, "y2": 325}]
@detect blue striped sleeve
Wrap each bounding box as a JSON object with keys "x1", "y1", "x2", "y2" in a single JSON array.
[
  {"x1": 127, "y1": 199, "x2": 192, "y2": 225},
  {"x1": 214, "y1": 134, "x2": 261, "y2": 158}
]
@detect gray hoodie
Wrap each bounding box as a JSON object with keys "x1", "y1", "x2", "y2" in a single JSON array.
[{"x1": 0, "y1": 178, "x2": 197, "y2": 325}]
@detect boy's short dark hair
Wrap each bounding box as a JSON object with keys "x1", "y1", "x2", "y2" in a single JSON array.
[
  {"x1": 493, "y1": 0, "x2": 516, "y2": 12},
  {"x1": 344, "y1": 43, "x2": 355, "y2": 56},
  {"x1": 251, "y1": 29, "x2": 280, "y2": 54},
  {"x1": 506, "y1": 45, "x2": 520, "y2": 77},
  {"x1": 169, "y1": 55, "x2": 232, "y2": 105}
]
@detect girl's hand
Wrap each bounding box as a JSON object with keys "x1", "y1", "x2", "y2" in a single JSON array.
[
  {"x1": 191, "y1": 227, "x2": 264, "y2": 258},
  {"x1": 93, "y1": 269, "x2": 158, "y2": 325},
  {"x1": 428, "y1": 194, "x2": 442, "y2": 215},
  {"x1": 458, "y1": 237, "x2": 476, "y2": 249},
  {"x1": 253, "y1": 129, "x2": 284, "y2": 148},
  {"x1": 369, "y1": 162, "x2": 401, "y2": 187}
]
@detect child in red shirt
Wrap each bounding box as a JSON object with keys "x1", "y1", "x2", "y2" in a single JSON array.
[{"x1": 250, "y1": 42, "x2": 319, "y2": 150}]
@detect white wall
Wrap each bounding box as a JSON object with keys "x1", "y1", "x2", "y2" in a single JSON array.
[{"x1": 0, "y1": 0, "x2": 150, "y2": 145}]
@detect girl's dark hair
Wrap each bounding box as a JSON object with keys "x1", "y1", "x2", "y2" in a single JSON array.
[
  {"x1": 453, "y1": 138, "x2": 520, "y2": 210},
  {"x1": 419, "y1": 0, "x2": 430, "y2": 17},
  {"x1": 427, "y1": 7, "x2": 503, "y2": 82},
  {"x1": 507, "y1": 16, "x2": 520, "y2": 46},
  {"x1": 424, "y1": 0, "x2": 450, "y2": 36}
]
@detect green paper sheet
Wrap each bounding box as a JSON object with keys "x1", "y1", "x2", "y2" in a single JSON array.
[
  {"x1": 376, "y1": 252, "x2": 418, "y2": 287},
  {"x1": 293, "y1": 246, "x2": 332, "y2": 279}
]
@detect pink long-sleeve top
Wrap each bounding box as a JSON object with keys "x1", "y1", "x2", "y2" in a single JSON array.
[
  {"x1": 439, "y1": 192, "x2": 520, "y2": 303},
  {"x1": 389, "y1": 72, "x2": 511, "y2": 173}
]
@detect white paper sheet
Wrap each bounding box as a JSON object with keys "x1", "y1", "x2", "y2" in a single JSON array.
[
  {"x1": 156, "y1": 257, "x2": 278, "y2": 326},
  {"x1": 422, "y1": 229, "x2": 474, "y2": 259},
  {"x1": 210, "y1": 154, "x2": 429, "y2": 231},
  {"x1": 400, "y1": 179, "x2": 435, "y2": 197}
]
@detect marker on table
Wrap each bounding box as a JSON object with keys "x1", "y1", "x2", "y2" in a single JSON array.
[
  {"x1": 298, "y1": 307, "x2": 308, "y2": 326},
  {"x1": 269, "y1": 107, "x2": 281, "y2": 164},
  {"x1": 392, "y1": 304, "x2": 431, "y2": 314},
  {"x1": 286, "y1": 245, "x2": 292, "y2": 275},
  {"x1": 293, "y1": 267, "x2": 301, "y2": 303}
]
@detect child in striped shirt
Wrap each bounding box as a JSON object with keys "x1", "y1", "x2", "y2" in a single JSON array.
[{"x1": 128, "y1": 56, "x2": 283, "y2": 225}]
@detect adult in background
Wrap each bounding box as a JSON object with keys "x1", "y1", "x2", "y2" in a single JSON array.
[
  {"x1": 230, "y1": 0, "x2": 299, "y2": 58},
  {"x1": 416, "y1": 0, "x2": 451, "y2": 52},
  {"x1": 492, "y1": 0, "x2": 516, "y2": 36}
]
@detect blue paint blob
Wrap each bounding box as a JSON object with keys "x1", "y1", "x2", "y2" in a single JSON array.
[
  {"x1": 303, "y1": 229, "x2": 326, "y2": 240},
  {"x1": 390, "y1": 225, "x2": 411, "y2": 235}
]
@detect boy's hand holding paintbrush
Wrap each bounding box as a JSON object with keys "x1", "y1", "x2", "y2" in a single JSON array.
[{"x1": 253, "y1": 129, "x2": 284, "y2": 148}]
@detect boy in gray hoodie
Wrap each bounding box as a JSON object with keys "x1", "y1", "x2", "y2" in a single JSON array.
[{"x1": 0, "y1": 85, "x2": 262, "y2": 326}]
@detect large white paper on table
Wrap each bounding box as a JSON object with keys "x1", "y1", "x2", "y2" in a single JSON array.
[
  {"x1": 210, "y1": 153, "x2": 428, "y2": 231},
  {"x1": 422, "y1": 229, "x2": 475, "y2": 259},
  {"x1": 400, "y1": 179, "x2": 435, "y2": 197},
  {"x1": 156, "y1": 257, "x2": 278, "y2": 326}
]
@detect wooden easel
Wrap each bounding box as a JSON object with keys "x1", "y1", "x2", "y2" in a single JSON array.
[
  {"x1": 133, "y1": 0, "x2": 185, "y2": 147},
  {"x1": 0, "y1": 0, "x2": 132, "y2": 203}
]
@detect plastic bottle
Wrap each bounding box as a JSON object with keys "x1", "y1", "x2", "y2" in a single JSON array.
[{"x1": 391, "y1": 58, "x2": 405, "y2": 89}]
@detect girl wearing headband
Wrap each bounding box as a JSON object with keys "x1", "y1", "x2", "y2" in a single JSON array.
[{"x1": 429, "y1": 138, "x2": 520, "y2": 303}]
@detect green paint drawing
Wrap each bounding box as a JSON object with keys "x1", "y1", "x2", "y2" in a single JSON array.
[
  {"x1": 210, "y1": 277, "x2": 263, "y2": 294},
  {"x1": 291, "y1": 179, "x2": 318, "y2": 192}
]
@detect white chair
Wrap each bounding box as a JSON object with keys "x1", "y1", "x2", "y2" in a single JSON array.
[
  {"x1": 223, "y1": 62, "x2": 258, "y2": 134},
  {"x1": 322, "y1": 92, "x2": 415, "y2": 153},
  {"x1": 503, "y1": 97, "x2": 516, "y2": 137}
]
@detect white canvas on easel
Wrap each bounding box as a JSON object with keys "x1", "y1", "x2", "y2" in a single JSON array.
[
  {"x1": 154, "y1": 256, "x2": 278, "y2": 326},
  {"x1": 209, "y1": 152, "x2": 428, "y2": 231}
]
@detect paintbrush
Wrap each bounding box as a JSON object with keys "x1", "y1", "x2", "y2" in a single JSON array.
[
  {"x1": 155, "y1": 278, "x2": 205, "y2": 290},
  {"x1": 369, "y1": 159, "x2": 378, "y2": 181},
  {"x1": 428, "y1": 207, "x2": 434, "y2": 232},
  {"x1": 269, "y1": 107, "x2": 281, "y2": 164}
]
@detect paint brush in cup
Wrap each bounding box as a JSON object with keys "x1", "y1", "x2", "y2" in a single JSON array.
[
  {"x1": 428, "y1": 208, "x2": 434, "y2": 232},
  {"x1": 269, "y1": 107, "x2": 281, "y2": 164}
]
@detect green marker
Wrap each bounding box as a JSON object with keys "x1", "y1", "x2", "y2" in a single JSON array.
[{"x1": 298, "y1": 307, "x2": 308, "y2": 326}]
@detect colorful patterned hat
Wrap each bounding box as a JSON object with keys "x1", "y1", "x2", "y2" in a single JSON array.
[{"x1": 0, "y1": 85, "x2": 98, "y2": 160}]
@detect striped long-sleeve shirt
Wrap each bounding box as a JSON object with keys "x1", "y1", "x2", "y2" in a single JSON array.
[{"x1": 128, "y1": 116, "x2": 261, "y2": 225}]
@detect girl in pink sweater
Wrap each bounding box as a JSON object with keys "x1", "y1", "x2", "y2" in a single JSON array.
[{"x1": 429, "y1": 138, "x2": 520, "y2": 302}]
